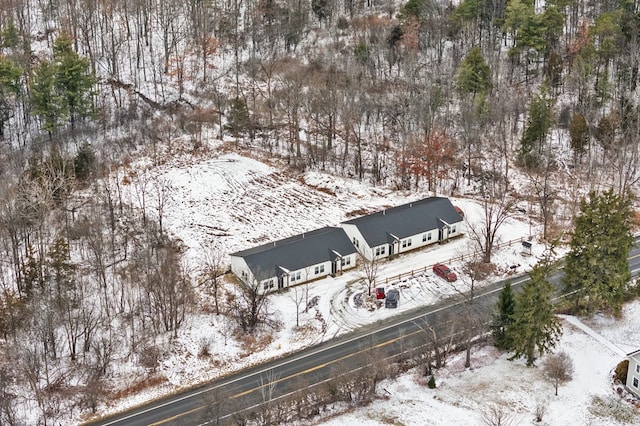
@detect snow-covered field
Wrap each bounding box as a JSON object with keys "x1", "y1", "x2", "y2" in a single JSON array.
[{"x1": 95, "y1": 143, "x2": 640, "y2": 425}]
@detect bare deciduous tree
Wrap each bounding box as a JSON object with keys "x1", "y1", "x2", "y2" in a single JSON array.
[
  {"x1": 229, "y1": 271, "x2": 273, "y2": 333},
  {"x1": 481, "y1": 402, "x2": 515, "y2": 426},
  {"x1": 259, "y1": 368, "x2": 281, "y2": 425},
  {"x1": 200, "y1": 386, "x2": 227, "y2": 426},
  {"x1": 467, "y1": 165, "x2": 516, "y2": 263},
  {"x1": 151, "y1": 175, "x2": 173, "y2": 238},
  {"x1": 543, "y1": 351, "x2": 574, "y2": 396},
  {"x1": 456, "y1": 257, "x2": 493, "y2": 368},
  {"x1": 290, "y1": 285, "x2": 305, "y2": 327},
  {"x1": 526, "y1": 158, "x2": 557, "y2": 241},
  {"x1": 357, "y1": 252, "x2": 379, "y2": 297},
  {"x1": 201, "y1": 246, "x2": 226, "y2": 315},
  {"x1": 415, "y1": 316, "x2": 454, "y2": 371}
]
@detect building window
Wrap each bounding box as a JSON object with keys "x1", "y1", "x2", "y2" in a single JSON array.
[
  {"x1": 263, "y1": 279, "x2": 274, "y2": 290},
  {"x1": 451, "y1": 225, "x2": 456, "y2": 234},
  {"x1": 290, "y1": 271, "x2": 301, "y2": 283},
  {"x1": 352, "y1": 237, "x2": 359, "y2": 248},
  {"x1": 634, "y1": 377, "x2": 639, "y2": 388},
  {"x1": 241, "y1": 271, "x2": 248, "y2": 279},
  {"x1": 422, "y1": 234, "x2": 427, "y2": 242},
  {"x1": 346, "y1": 257, "x2": 351, "y2": 265},
  {"x1": 375, "y1": 246, "x2": 386, "y2": 256},
  {"x1": 636, "y1": 364, "x2": 640, "y2": 374},
  {"x1": 314, "y1": 265, "x2": 325, "y2": 275},
  {"x1": 341, "y1": 258, "x2": 346, "y2": 266},
  {"x1": 402, "y1": 238, "x2": 412, "y2": 248}
]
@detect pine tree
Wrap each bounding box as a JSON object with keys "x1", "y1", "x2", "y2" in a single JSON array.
[
  {"x1": 563, "y1": 189, "x2": 634, "y2": 316},
  {"x1": 225, "y1": 97, "x2": 251, "y2": 138},
  {"x1": 0, "y1": 55, "x2": 22, "y2": 132},
  {"x1": 509, "y1": 260, "x2": 561, "y2": 366},
  {"x1": 30, "y1": 60, "x2": 67, "y2": 135},
  {"x1": 519, "y1": 87, "x2": 553, "y2": 168},
  {"x1": 491, "y1": 281, "x2": 516, "y2": 350},
  {"x1": 568, "y1": 112, "x2": 589, "y2": 160},
  {"x1": 456, "y1": 46, "x2": 492, "y2": 97},
  {"x1": 52, "y1": 33, "x2": 96, "y2": 128},
  {"x1": 29, "y1": 34, "x2": 96, "y2": 136},
  {"x1": 46, "y1": 237, "x2": 77, "y2": 311}
]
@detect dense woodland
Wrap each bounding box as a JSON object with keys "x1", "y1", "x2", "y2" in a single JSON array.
[{"x1": 1, "y1": 0, "x2": 640, "y2": 423}]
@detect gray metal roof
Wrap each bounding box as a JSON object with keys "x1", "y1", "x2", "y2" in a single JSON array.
[
  {"x1": 231, "y1": 227, "x2": 357, "y2": 279},
  {"x1": 343, "y1": 197, "x2": 463, "y2": 247}
]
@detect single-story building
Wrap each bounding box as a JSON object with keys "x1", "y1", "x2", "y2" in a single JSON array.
[
  {"x1": 626, "y1": 349, "x2": 640, "y2": 398},
  {"x1": 340, "y1": 197, "x2": 464, "y2": 261},
  {"x1": 230, "y1": 227, "x2": 358, "y2": 292}
]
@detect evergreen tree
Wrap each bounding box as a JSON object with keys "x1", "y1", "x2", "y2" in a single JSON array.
[
  {"x1": 491, "y1": 281, "x2": 516, "y2": 350},
  {"x1": 563, "y1": 189, "x2": 634, "y2": 316},
  {"x1": 595, "y1": 113, "x2": 617, "y2": 151},
  {"x1": 74, "y1": 142, "x2": 96, "y2": 182},
  {"x1": 398, "y1": 0, "x2": 430, "y2": 21},
  {"x1": 46, "y1": 237, "x2": 77, "y2": 310},
  {"x1": 568, "y1": 112, "x2": 589, "y2": 160},
  {"x1": 509, "y1": 260, "x2": 561, "y2": 366},
  {"x1": 225, "y1": 97, "x2": 251, "y2": 138},
  {"x1": 20, "y1": 244, "x2": 43, "y2": 298},
  {"x1": 0, "y1": 19, "x2": 20, "y2": 49},
  {"x1": 30, "y1": 60, "x2": 67, "y2": 135},
  {"x1": 0, "y1": 55, "x2": 22, "y2": 138},
  {"x1": 30, "y1": 34, "x2": 96, "y2": 135},
  {"x1": 52, "y1": 33, "x2": 96, "y2": 128},
  {"x1": 456, "y1": 46, "x2": 492, "y2": 97},
  {"x1": 518, "y1": 87, "x2": 553, "y2": 168}
]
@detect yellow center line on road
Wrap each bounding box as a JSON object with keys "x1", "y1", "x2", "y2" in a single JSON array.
[
  {"x1": 149, "y1": 328, "x2": 424, "y2": 425},
  {"x1": 138, "y1": 250, "x2": 640, "y2": 426}
]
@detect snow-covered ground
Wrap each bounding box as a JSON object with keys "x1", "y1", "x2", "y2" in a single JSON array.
[
  {"x1": 315, "y1": 304, "x2": 640, "y2": 426},
  {"x1": 93, "y1": 145, "x2": 640, "y2": 425}
]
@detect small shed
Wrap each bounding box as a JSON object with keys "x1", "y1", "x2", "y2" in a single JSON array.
[{"x1": 521, "y1": 240, "x2": 532, "y2": 256}]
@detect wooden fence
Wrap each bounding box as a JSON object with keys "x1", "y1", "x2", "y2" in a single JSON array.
[{"x1": 374, "y1": 236, "x2": 528, "y2": 287}]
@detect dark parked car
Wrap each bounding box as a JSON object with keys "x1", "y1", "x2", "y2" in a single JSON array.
[
  {"x1": 385, "y1": 289, "x2": 400, "y2": 308},
  {"x1": 375, "y1": 287, "x2": 386, "y2": 299},
  {"x1": 433, "y1": 263, "x2": 457, "y2": 282}
]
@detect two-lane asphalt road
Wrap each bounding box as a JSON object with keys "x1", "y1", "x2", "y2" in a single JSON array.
[{"x1": 90, "y1": 237, "x2": 640, "y2": 426}]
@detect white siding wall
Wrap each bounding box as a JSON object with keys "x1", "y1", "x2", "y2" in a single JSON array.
[
  {"x1": 372, "y1": 244, "x2": 390, "y2": 260},
  {"x1": 288, "y1": 260, "x2": 333, "y2": 286},
  {"x1": 340, "y1": 253, "x2": 357, "y2": 270},
  {"x1": 340, "y1": 224, "x2": 372, "y2": 260},
  {"x1": 416, "y1": 230, "x2": 437, "y2": 249},
  {"x1": 398, "y1": 236, "x2": 414, "y2": 254},
  {"x1": 230, "y1": 256, "x2": 254, "y2": 284},
  {"x1": 627, "y1": 354, "x2": 640, "y2": 397},
  {"x1": 450, "y1": 220, "x2": 464, "y2": 237}
]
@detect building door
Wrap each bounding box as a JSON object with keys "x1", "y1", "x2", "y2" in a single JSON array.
[
  {"x1": 331, "y1": 261, "x2": 337, "y2": 275},
  {"x1": 278, "y1": 276, "x2": 284, "y2": 289}
]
